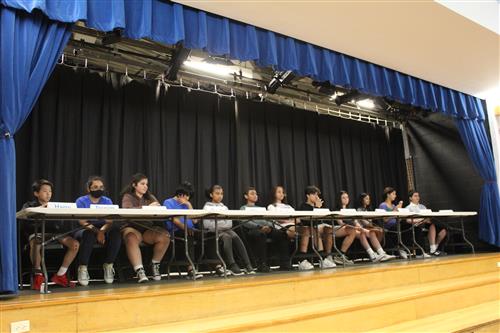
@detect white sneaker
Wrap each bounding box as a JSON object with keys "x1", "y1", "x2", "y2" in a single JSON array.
[
  {"x1": 322, "y1": 258, "x2": 336, "y2": 268},
  {"x1": 370, "y1": 253, "x2": 384, "y2": 262},
  {"x1": 416, "y1": 253, "x2": 432, "y2": 259},
  {"x1": 136, "y1": 267, "x2": 148, "y2": 283},
  {"x1": 78, "y1": 265, "x2": 90, "y2": 286},
  {"x1": 398, "y1": 249, "x2": 409, "y2": 259},
  {"x1": 103, "y1": 263, "x2": 115, "y2": 284},
  {"x1": 298, "y1": 259, "x2": 314, "y2": 270},
  {"x1": 151, "y1": 262, "x2": 161, "y2": 281},
  {"x1": 379, "y1": 253, "x2": 396, "y2": 262}
]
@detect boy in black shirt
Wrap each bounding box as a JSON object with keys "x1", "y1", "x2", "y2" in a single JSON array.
[{"x1": 22, "y1": 179, "x2": 79, "y2": 290}]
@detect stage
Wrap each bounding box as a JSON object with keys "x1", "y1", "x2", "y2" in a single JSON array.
[{"x1": 1, "y1": 253, "x2": 498, "y2": 332}]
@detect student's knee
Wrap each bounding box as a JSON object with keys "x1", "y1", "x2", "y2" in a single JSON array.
[
  {"x1": 125, "y1": 232, "x2": 139, "y2": 245},
  {"x1": 68, "y1": 239, "x2": 80, "y2": 252},
  {"x1": 157, "y1": 232, "x2": 170, "y2": 245}
]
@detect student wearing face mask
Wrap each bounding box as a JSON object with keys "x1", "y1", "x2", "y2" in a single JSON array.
[{"x1": 75, "y1": 176, "x2": 122, "y2": 286}]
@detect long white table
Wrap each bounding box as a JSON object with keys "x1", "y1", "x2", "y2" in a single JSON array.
[{"x1": 16, "y1": 207, "x2": 477, "y2": 293}]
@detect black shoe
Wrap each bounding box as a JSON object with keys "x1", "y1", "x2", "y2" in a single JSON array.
[
  {"x1": 245, "y1": 264, "x2": 257, "y2": 274},
  {"x1": 186, "y1": 269, "x2": 203, "y2": 280},
  {"x1": 228, "y1": 263, "x2": 244, "y2": 276},
  {"x1": 257, "y1": 263, "x2": 271, "y2": 273},
  {"x1": 278, "y1": 263, "x2": 292, "y2": 271},
  {"x1": 215, "y1": 265, "x2": 231, "y2": 277}
]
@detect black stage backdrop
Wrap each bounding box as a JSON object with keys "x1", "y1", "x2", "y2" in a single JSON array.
[{"x1": 16, "y1": 66, "x2": 408, "y2": 210}]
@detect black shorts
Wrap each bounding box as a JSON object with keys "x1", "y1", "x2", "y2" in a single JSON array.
[{"x1": 431, "y1": 221, "x2": 447, "y2": 233}]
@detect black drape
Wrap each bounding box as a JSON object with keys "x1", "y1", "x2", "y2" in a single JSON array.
[{"x1": 16, "y1": 66, "x2": 408, "y2": 210}]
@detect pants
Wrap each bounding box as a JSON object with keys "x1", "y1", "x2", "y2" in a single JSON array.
[
  {"x1": 75, "y1": 225, "x2": 122, "y2": 265},
  {"x1": 245, "y1": 228, "x2": 290, "y2": 266},
  {"x1": 220, "y1": 230, "x2": 251, "y2": 267}
]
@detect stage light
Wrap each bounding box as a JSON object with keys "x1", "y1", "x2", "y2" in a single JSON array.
[
  {"x1": 165, "y1": 44, "x2": 191, "y2": 81},
  {"x1": 265, "y1": 70, "x2": 295, "y2": 94},
  {"x1": 183, "y1": 60, "x2": 252, "y2": 78},
  {"x1": 357, "y1": 99, "x2": 375, "y2": 109}
]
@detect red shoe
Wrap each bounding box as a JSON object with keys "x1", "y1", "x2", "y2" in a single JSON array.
[
  {"x1": 32, "y1": 273, "x2": 45, "y2": 291},
  {"x1": 50, "y1": 273, "x2": 76, "y2": 288}
]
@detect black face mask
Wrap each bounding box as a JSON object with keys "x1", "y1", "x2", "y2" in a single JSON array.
[{"x1": 90, "y1": 189, "x2": 104, "y2": 199}]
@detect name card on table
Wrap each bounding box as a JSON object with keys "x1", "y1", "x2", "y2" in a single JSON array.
[
  {"x1": 340, "y1": 209, "x2": 356, "y2": 213},
  {"x1": 419, "y1": 209, "x2": 432, "y2": 214},
  {"x1": 90, "y1": 204, "x2": 119, "y2": 209},
  {"x1": 314, "y1": 208, "x2": 330, "y2": 213},
  {"x1": 375, "y1": 209, "x2": 386, "y2": 213},
  {"x1": 141, "y1": 205, "x2": 167, "y2": 210},
  {"x1": 47, "y1": 202, "x2": 77, "y2": 209},
  {"x1": 398, "y1": 208, "x2": 410, "y2": 213},
  {"x1": 245, "y1": 207, "x2": 266, "y2": 212},
  {"x1": 439, "y1": 209, "x2": 454, "y2": 213}
]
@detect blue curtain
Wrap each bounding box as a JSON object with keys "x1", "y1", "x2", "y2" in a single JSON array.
[
  {"x1": 0, "y1": 0, "x2": 485, "y2": 120},
  {"x1": 456, "y1": 119, "x2": 500, "y2": 246},
  {"x1": 0, "y1": 5, "x2": 71, "y2": 294}
]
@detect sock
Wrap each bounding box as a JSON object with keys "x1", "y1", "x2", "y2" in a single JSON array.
[
  {"x1": 376, "y1": 247, "x2": 386, "y2": 255},
  {"x1": 366, "y1": 247, "x2": 376, "y2": 259},
  {"x1": 133, "y1": 265, "x2": 143, "y2": 271},
  {"x1": 57, "y1": 266, "x2": 68, "y2": 276},
  {"x1": 430, "y1": 244, "x2": 437, "y2": 253},
  {"x1": 79, "y1": 265, "x2": 87, "y2": 270},
  {"x1": 151, "y1": 259, "x2": 161, "y2": 264}
]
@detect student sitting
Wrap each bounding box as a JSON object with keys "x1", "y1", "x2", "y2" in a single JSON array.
[
  {"x1": 240, "y1": 187, "x2": 290, "y2": 272},
  {"x1": 379, "y1": 187, "x2": 411, "y2": 259},
  {"x1": 337, "y1": 191, "x2": 394, "y2": 262},
  {"x1": 406, "y1": 190, "x2": 447, "y2": 256},
  {"x1": 121, "y1": 173, "x2": 170, "y2": 283},
  {"x1": 75, "y1": 176, "x2": 122, "y2": 286},
  {"x1": 163, "y1": 181, "x2": 203, "y2": 280},
  {"x1": 297, "y1": 186, "x2": 335, "y2": 270},
  {"x1": 203, "y1": 185, "x2": 254, "y2": 276},
  {"x1": 22, "y1": 179, "x2": 79, "y2": 290}
]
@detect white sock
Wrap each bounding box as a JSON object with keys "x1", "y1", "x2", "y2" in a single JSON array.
[
  {"x1": 57, "y1": 266, "x2": 68, "y2": 276},
  {"x1": 366, "y1": 247, "x2": 376, "y2": 259},
  {"x1": 430, "y1": 244, "x2": 437, "y2": 253},
  {"x1": 151, "y1": 260, "x2": 160, "y2": 264},
  {"x1": 133, "y1": 265, "x2": 143, "y2": 271},
  {"x1": 79, "y1": 265, "x2": 87, "y2": 270},
  {"x1": 376, "y1": 247, "x2": 386, "y2": 255}
]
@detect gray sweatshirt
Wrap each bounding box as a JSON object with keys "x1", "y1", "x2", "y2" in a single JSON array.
[{"x1": 203, "y1": 201, "x2": 232, "y2": 231}]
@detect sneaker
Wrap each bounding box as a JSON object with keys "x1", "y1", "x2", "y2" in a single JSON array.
[
  {"x1": 333, "y1": 254, "x2": 354, "y2": 265},
  {"x1": 215, "y1": 265, "x2": 232, "y2": 277},
  {"x1": 103, "y1": 263, "x2": 115, "y2": 284},
  {"x1": 398, "y1": 249, "x2": 409, "y2": 259},
  {"x1": 245, "y1": 264, "x2": 256, "y2": 274},
  {"x1": 257, "y1": 263, "x2": 271, "y2": 273},
  {"x1": 416, "y1": 253, "x2": 432, "y2": 259},
  {"x1": 322, "y1": 258, "x2": 336, "y2": 268},
  {"x1": 379, "y1": 253, "x2": 396, "y2": 262},
  {"x1": 186, "y1": 269, "x2": 203, "y2": 280},
  {"x1": 32, "y1": 273, "x2": 45, "y2": 291},
  {"x1": 78, "y1": 266, "x2": 90, "y2": 286},
  {"x1": 51, "y1": 273, "x2": 75, "y2": 288},
  {"x1": 298, "y1": 259, "x2": 314, "y2": 270},
  {"x1": 136, "y1": 267, "x2": 148, "y2": 283},
  {"x1": 150, "y1": 262, "x2": 161, "y2": 281},
  {"x1": 370, "y1": 253, "x2": 384, "y2": 263},
  {"x1": 228, "y1": 263, "x2": 244, "y2": 276}
]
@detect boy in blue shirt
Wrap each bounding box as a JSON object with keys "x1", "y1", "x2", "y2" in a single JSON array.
[
  {"x1": 163, "y1": 181, "x2": 202, "y2": 280},
  {"x1": 75, "y1": 176, "x2": 122, "y2": 286}
]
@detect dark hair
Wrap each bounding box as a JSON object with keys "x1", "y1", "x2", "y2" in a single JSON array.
[
  {"x1": 383, "y1": 187, "x2": 396, "y2": 200},
  {"x1": 86, "y1": 176, "x2": 105, "y2": 190},
  {"x1": 243, "y1": 186, "x2": 256, "y2": 198},
  {"x1": 120, "y1": 173, "x2": 154, "y2": 201},
  {"x1": 357, "y1": 192, "x2": 371, "y2": 209},
  {"x1": 175, "y1": 181, "x2": 194, "y2": 198},
  {"x1": 270, "y1": 185, "x2": 287, "y2": 205},
  {"x1": 408, "y1": 190, "x2": 418, "y2": 198},
  {"x1": 205, "y1": 184, "x2": 223, "y2": 199},
  {"x1": 32, "y1": 179, "x2": 53, "y2": 193},
  {"x1": 304, "y1": 185, "x2": 321, "y2": 197},
  {"x1": 335, "y1": 190, "x2": 349, "y2": 210}
]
